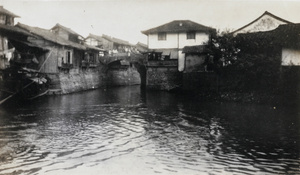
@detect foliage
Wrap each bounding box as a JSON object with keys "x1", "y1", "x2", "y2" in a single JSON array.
[{"x1": 209, "y1": 30, "x2": 282, "y2": 92}]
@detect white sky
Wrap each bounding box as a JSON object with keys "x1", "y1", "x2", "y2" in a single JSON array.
[{"x1": 0, "y1": 0, "x2": 300, "y2": 44}]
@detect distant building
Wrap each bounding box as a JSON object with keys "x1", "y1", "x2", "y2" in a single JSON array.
[
  {"x1": 141, "y1": 20, "x2": 216, "y2": 71},
  {"x1": 0, "y1": 6, "x2": 19, "y2": 26},
  {"x1": 232, "y1": 11, "x2": 293, "y2": 36},
  {"x1": 135, "y1": 42, "x2": 148, "y2": 53},
  {"x1": 50, "y1": 23, "x2": 103, "y2": 68},
  {"x1": 85, "y1": 33, "x2": 134, "y2": 55},
  {"x1": 50, "y1": 23, "x2": 85, "y2": 44}
]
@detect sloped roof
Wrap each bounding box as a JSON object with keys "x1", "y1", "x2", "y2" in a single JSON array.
[
  {"x1": 272, "y1": 23, "x2": 300, "y2": 48},
  {"x1": 102, "y1": 34, "x2": 132, "y2": 46},
  {"x1": 51, "y1": 23, "x2": 84, "y2": 38},
  {"x1": 16, "y1": 23, "x2": 86, "y2": 50},
  {"x1": 86, "y1": 33, "x2": 103, "y2": 41},
  {"x1": 232, "y1": 11, "x2": 293, "y2": 34},
  {"x1": 0, "y1": 6, "x2": 19, "y2": 18},
  {"x1": 182, "y1": 45, "x2": 210, "y2": 54},
  {"x1": 0, "y1": 23, "x2": 32, "y2": 37},
  {"x1": 136, "y1": 42, "x2": 147, "y2": 48},
  {"x1": 84, "y1": 43, "x2": 105, "y2": 51},
  {"x1": 236, "y1": 23, "x2": 300, "y2": 49},
  {"x1": 86, "y1": 33, "x2": 133, "y2": 46},
  {"x1": 142, "y1": 20, "x2": 215, "y2": 35}
]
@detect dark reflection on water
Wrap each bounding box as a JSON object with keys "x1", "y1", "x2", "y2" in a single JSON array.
[{"x1": 0, "y1": 86, "x2": 299, "y2": 175}]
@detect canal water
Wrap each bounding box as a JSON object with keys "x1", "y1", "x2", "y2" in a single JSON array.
[{"x1": 0, "y1": 86, "x2": 299, "y2": 175}]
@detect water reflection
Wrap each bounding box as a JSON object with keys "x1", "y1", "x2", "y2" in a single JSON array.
[{"x1": 0, "y1": 86, "x2": 299, "y2": 175}]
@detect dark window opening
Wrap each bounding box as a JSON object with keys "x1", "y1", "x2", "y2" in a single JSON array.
[
  {"x1": 187, "y1": 32, "x2": 196, "y2": 40},
  {"x1": 158, "y1": 32, "x2": 166, "y2": 41},
  {"x1": 66, "y1": 51, "x2": 71, "y2": 63}
]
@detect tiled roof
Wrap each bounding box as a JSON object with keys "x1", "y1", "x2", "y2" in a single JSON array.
[
  {"x1": 51, "y1": 23, "x2": 83, "y2": 38},
  {"x1": 142, "y1": 20, "x2": 215, "y2": 35},
  {"x1": 0, "y1": 6, "x2": 19, "y2": 18},
  {"x1": 136, "y1": 42, "x2": 147, "y2": 48},
  {"x1": 86, "y1": 33, "x2": 133, "y2": 46},
  {"x1": 102, "y1": 34, "x2": 132, "y2": 46},
  {"x1": 86, "y1": 33, "x2": 103, "y2": 41},
  {"x1": 232, "y1": 11, "x2": 293, "y2": 34},
  {"x1": 0, "y1": 23, "x2": 32, "y2": 37},
  {"x1": 16, "y1": 23, "x2": 86, "y2": 50},
  {"x1": 236, "y1": 23, "x2": 300, "y2": 48}
]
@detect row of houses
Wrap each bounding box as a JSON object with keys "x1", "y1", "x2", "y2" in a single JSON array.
[
  {"x1": 0, "y1": 6, "x2": 147, "y2": 102},
  {"x1": 1, "y1": 4, "x2": 300, "y2": 98}
]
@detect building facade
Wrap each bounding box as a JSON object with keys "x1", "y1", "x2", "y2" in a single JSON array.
[{"x1": 142, "y1": 20, "x2": 215, "y2": 71}]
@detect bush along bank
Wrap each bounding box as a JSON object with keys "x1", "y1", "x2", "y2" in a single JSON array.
[{"x1": 185, "y1": 32, "x2": 300, "y2": 106}]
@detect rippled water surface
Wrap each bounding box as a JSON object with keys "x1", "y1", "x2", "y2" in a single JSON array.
[{"x1": 0, "y1": 86, "x2": 299, "y2": 175}]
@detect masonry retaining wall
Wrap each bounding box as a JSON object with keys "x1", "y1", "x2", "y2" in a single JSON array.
[
  {"x1": 106, "y1": 67, "x2": 141, "y2": 86},
  {"x1": 146, "y1": 67, "x2": 182, "y2": 91}
]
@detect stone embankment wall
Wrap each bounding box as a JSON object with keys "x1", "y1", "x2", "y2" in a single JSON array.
[
  {"x1": 59, "y1": 69, "x2": 106, "y2": 94},
  {"x1": 106, "y1": 67, "x2": 141, "y2": 86},
  {"x1": 47, "y1": 68, "x2": 107, "y2": 95},
  {"x1": 147, "y1": 67, "x2": 182, "y2": 91}
]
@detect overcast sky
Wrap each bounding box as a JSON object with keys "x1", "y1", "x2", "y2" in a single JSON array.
[{"x1": 1, "y1": 0, "x2": 300, "y2": 44}]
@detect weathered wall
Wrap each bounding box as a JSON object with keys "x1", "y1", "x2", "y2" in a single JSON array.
[
  {"x1": 59, "y1": 68, "x2": 107, "y2": 94},
  {"x1": 282, "y1": 48, "x2": 300, "y2": 66},
  {"x1": 184, "y1": 54, "x2": 206, "y2": 72},
  {"x1": 106, "y1": 67, "x2": 141, "y2": 86},
  {"x1": 146, "y1": 66, "x2": 182, "y2": 90},
  {"x1": 148, "y1": 32, "x2": 209, "y2": 49}
]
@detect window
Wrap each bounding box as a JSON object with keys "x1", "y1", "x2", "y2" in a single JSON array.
[
  {"x1": 0, "y1": 15, "x2": 6, "y2": 25},
  {"x1": 158, "y1": 32, "x2": 166, "y2": 41},
  {"x1": 66, "y1": 51, "x2": 72, "y2": 64},
  {"x1": 187, "y1": 32, "x2": 196, "y2": 40}
]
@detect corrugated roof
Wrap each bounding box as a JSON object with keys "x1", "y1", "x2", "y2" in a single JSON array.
[
  {"x1": 16, "y1": 23, "x2": 86, "y2": 50},
  {"x1": 0, "y1": 6, "x2": 19, "y2": 18},
  {"x1": 141, "y1": 20, "x2": 215, "y2": 35},
  {"x1": 232, "y1": 11, "x2": 293, "y2": 35}
]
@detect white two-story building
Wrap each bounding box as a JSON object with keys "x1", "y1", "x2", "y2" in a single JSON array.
[{"x1": 141, "y1": 20, "x2": 215, "y2": 71}]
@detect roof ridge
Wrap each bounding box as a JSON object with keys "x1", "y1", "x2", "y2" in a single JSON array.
[
  {"x1": 232, "y1": 11, "x2": 294, "y2": 34},
  {"x1": 141, "y1": 20, "x2": 214, "y2": 35},
  {"x1": 0, "y1": 6, "x2": 20, "y2": 18}
]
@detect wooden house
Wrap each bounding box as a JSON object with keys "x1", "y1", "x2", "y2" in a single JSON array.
[
  {"x1": 232, "y1": 11, "x2": 293, "y2": 36},
  {"x1": 16, "y1": 23, "x2": 86, "y2": 74},
  {"x1": 51, "y1": 23, "x2": 85, "y2": 44},
  {"x1": 141, "y1": 20, "x2": 216, "y2": 71},
  {"x1": 50, "y1": 24, "x2": 104, "y2": 69}
]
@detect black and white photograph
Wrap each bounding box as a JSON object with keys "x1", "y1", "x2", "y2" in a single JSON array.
[{"x1": 0, "y1": 0, "x2": 299, "y2": 174}]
